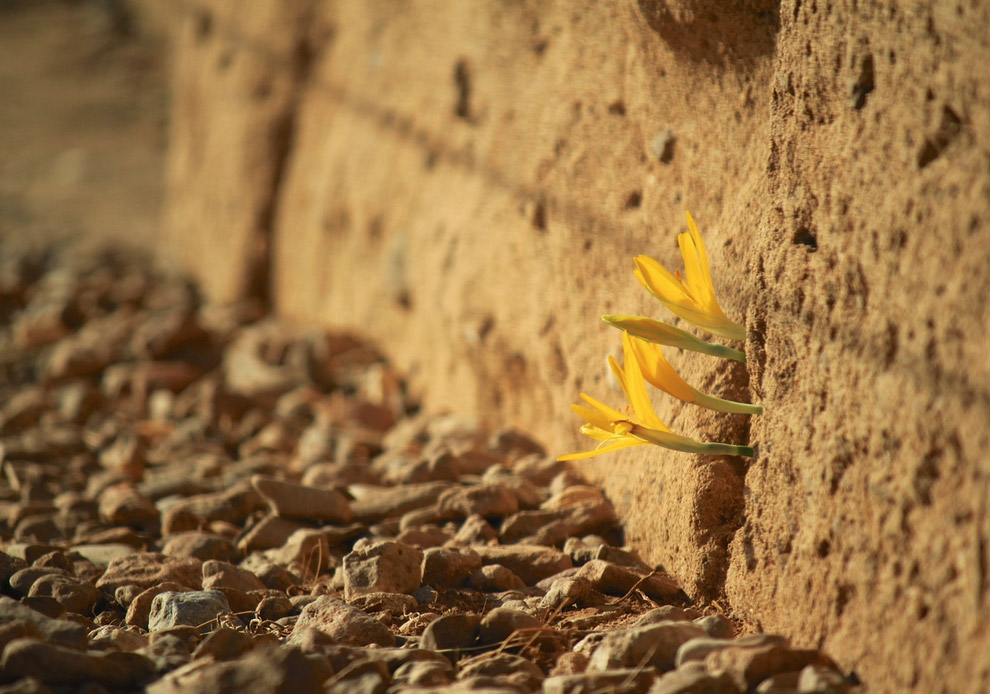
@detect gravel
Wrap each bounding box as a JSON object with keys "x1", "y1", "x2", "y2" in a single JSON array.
[{"x1": 0, "y1": 241, "x2": 857, "y2": 693}]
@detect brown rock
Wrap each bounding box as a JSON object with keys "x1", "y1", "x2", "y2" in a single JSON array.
[
  {"x1": 267, "y1": 528, "x2": 334, "y2": 576},
  {"x1": 473, "y1": 545, "x2": 572, "y2": 586},
  {"x1": 98, "y1": 485, "x2": 159, "y2": 527},
  {"x1": 124, "y1": 581, "x2": 186, "y2": 629},
  {"x1": 420, "y1": 613, "x2": 480, "y2": 658},
  {"x1": 161, "y1": 531, "x2": 234, "y2": 561},
  {"x1": 349, "y1": 482, "x2": 453, "y2": 522},
  {"x1": 477, "y1": 607, "x2": 543, "y2": 646},
  {"x1": 96, "y1": 552, "x2": 202, "y2": 594},
  {"x1": 468, "y1": 565, "x2": 526, "y2": 593},
  {"x1": 201, "y1": 560, "x2": 266, "y2": 593},
  {"x1": 342, "y1": 540, "x2": 423, "y2": 599},
  {"x1": 577, "y1": 560, "x2": 684, "y2": 602},
  {"x1": 705, "y1": 644, "x2": 836, "y2": 692},
  {"x1": 587, "y1": 622, "x2": 708, "y2": 672},
  {"x1": 27, "y1": 575, "x2": 101, "y2": 615},
  {"x1": 1, "y1": 637, "x2": 149, "y2": 688},
  {"x1": 651, "y1": 661, "x2": 738, "y2": 694},
  {"x1": 286, "y1": 595, "x2": 395, "y2": 648},
  {"x1": 437, "y1": 484, "x2": 519, "y2": 520},
  {"x1": 250, "y1": 474, "x2": 353, "y2": 523},
  {"x1": 421, "y1": 547, "x2": 482, "y2": 588}
]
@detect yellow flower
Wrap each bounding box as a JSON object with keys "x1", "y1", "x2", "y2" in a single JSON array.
[
  {"x1": 624, "y1": 332, "x2": 763, "y2": 415},
  {"x1": 634, "y1": 211, "x2": 746, "y2": 341},
  {"x1": 602, "y1": 314, "x2": 745, "y2": 363},
  {"x1": 558, "y1": 334, "x2": 754, "y2": 461}
]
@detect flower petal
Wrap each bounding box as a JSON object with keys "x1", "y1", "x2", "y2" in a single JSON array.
[
  {"x1": 557, "y1": 438, "x2": 645, "y2": 461},
  {"x1": 626, "y1": 333, "x2": 698, "y2": 403}
]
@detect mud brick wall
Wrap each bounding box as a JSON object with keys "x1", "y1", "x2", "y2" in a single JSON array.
[{"x1": 153, "y1": 1, "x2": 990, "y2": 691}]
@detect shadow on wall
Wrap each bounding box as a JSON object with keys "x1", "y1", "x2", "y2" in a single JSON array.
[{"x1": 636, "y1": 0, "x2": 780, "y2": 66}]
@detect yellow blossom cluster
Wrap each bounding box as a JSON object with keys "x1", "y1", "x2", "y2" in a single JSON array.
[{"x1": 560, "y1": 212, "x2": 759, "y2": 461}]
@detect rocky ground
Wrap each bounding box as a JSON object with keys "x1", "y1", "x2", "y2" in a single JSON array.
[{"x1": 0, "y1": 238, "x2": 859, "y2": 693}]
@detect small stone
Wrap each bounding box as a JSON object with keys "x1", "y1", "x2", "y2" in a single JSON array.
[
  {"x1": 652, "y1": 661, "x2": 738, "y2": 694},
  {"x1": 27, "y1": 574, "x2": 101, "y2": 615},
  {"x1": 256, "y1": 594, "x2": 293, "y2": 621},
  {"x1": 577, "y1": 560, "x2": 683, "y2": 602},
  {"x1": 8, "y1": 567, "x2": 66, "y2": 597},
  {"x1": 250, "y1": 474, "x2": 353, "y2": 523},
  {"x1": 146, "y1": 641, "x2": 334, "y2": 694},
  {"x1": 1, "y1": 637, "x2": 150, "y2": 688},
  {"x1": 349, "y1": 482, "x2": 454, "y2": 523},
  {"x1": 478, "y1": 607, "x2": 544, "y2": 646},
  {"x1": 346, "y1": 591, "x2": 418, "y2": 617},
  {"x1": 191, "y1": 627, "x2": 256, "y2": 661},
  {"x1": 469, "y1": 564, "x2": 527, "y2": 592},
  {"x1": 540, "y1": 576, "x2": 593, "y2": 611},
  {"x1": 421, "y1": 547, "x2": 482, "y2": 588},
  {"x1": 286, "y1": 595, "x2": 395, "y2": 647},
  {"x1": 393, "y1": 659, "x2": 454, "y2": 687},
  {"x1": 420, "y1": 613, "x2": 480, "y2": 659},
  {"x1": 161, "y1": 532, "x2": 234, "y2": 562},
  {"x1": 343, "y1": 540, "x2": 423, "y2": 599},
  {"x1": 543, "y1": 669, "x2": 656, "y2": 694},
  {"x1": 267, "y1": 528, "x2": 334, "y2": 576},
  {"x1": 201, "y1": 560, "x2": 266, "y2": 593},
  {"x1": 797, "y1": 664, "x2": 850, "y2": 693},
  {"x1": 458, "y1": 653, "x2": 544, "y2": 690},
  {"x1": 238, "y1": 555, "x2": 301, "y2": 591},
  {"x1": 587, "y1": 621, "x2": 707, "y2": 672},
  {"x1": 395, "y1": 525, "x2": 452, "y2": 548},
  {"x1": 677, "y1": 634, "x2": 786, "y2": 668},
  {"x1": 147, "y1": 590, "x2": 231, "y2": 633},
  {"x1": 95, "y1": 552, "x2": 202, "y2": 594},
  {"x1": 489, "y1": 429, "x2": 545, "y2": 459},
  {"x1": 451, "y1": 514, "x2": 498, "y2": 545},
  {"x1": 88, "y1": 624, "x2": 148, "y2": 651},
  {"x1": 437, "y1": 484, "x2": 519, "y2": 520},
  {"x1": 705, "y1": 643, "x2": 835, "y2": 691},
  {"x1": 0, "y1": 597, "x2": 86, "y2": 649},
  {"x1": 636, "y1": 606, "x2": 701, "y2": 626},
  {"x1": 236, "y1": 515, "x2": 310, "y2": 553},
  {"x1": 67, "y1": 543, "x2": 136, "y2": 567},
  {"x1": 124, "y1": 582, "x2": 186, "y2": 629},
  {"x1": 695, "y1": 614, "x2": 734, "y2": 639},
  {"x1": 98, "y1": 485, "x2": 159, "y2": 527},
  {"x1": 474, "y1": 545, "x2": 572, "y2": 586}
]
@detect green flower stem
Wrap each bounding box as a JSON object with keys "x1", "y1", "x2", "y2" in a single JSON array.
[
  {"x1": 631, "y1": 425, "x2": 755, "y2": 457},
  {"x1": 694, "y1": 392, "x2": 764, "y2": 415},
  {"x1": 602, "y1": 315, "x2": 746, "y2": 363}
]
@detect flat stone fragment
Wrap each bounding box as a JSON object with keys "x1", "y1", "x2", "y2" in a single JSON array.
[
  {"x1": 0, "y1": 596, "x2": 86, "y2": 649},
  {"x1": 26, "y1": 574, "x2": 101, "y2": 615},
  {"x1": 147, "y1": 642, "x2": 335, "y2": 694},
  {"x1": 1, "y1": 637, "x2": 153, "y2": 688},
  {"x1": 477, "y1": 608, "x2": 543, "y2": 646},
  {"x1": 343, "y1": 540, "x2": 423, "y2": 599},
  {"x1": 250, "y1": 474, "x2": 353, "y2": 522},
  {"x1": 201, "y1": 560, "x2": 266, "y2": 593},
  {"x1": 473, "y1": 544, "x2": 572, "y2": 586},
  {"x1": 677, "y1": 634, "x2": 787, "y2": 668},
  {"x1": 705, "y1": 644, "x2": 836, "y2": 692},
  {"x1": 543, "y1": 669, "x2": 657, "y2": 694},
  {"x1": 147, "y1": 590, "x2": 231, "y2": 633},
  {"x1": 577, "y1": 559, "x2": 683, "y2": 602},
  {"x1": 125, "y1": 582, "x2": 186, "y2": 629},
  {"x1": 421, "y1": 547, "x2": 482, "y2": 588},
  {"x1": 587, "y1": 621, "x2": 708, "y2": 672},
  {"x1": 286, "y1": 595, "x2": 395, "y2": 647},
  {"x1": 436, "y1": 484, "x2": 519, "y2": 519},
  {"x1": 651, "y1": 661, "x2": 739, "y2": 694},
  {"x1": 468, "y1": 564, "x2": 526, "y2": 592},
  {"x1": 95, "y1": 552, "x2": 202, "y2": 594},
  {"x1": 348, "y1": 482, "x2": 454, "y2": 522}
]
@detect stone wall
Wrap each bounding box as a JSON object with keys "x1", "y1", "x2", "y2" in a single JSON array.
[{"x1": 156, "y1": 1, "x2": 990, "y2": 691}]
